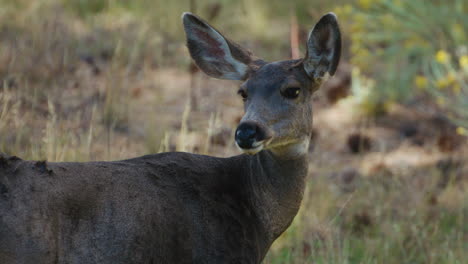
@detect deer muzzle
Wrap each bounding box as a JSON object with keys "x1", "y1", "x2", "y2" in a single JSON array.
[{"x1": 235, "y1": 121, "x2": 272, "y2": 155}]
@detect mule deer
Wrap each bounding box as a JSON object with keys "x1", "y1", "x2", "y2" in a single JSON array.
[{"x1": 0, "y1": 12, "x2": 341, "y2": 263}]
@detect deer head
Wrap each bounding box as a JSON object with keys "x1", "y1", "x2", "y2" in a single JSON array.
[{"x1": 183, "y1": 13, "x2": 341, "y2": 157}]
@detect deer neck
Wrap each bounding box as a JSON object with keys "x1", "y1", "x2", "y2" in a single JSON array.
[{"x1": 242, "y1": 147, "x2": 309, "y2": 239}]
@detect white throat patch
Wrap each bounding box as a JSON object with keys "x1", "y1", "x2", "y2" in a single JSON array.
[{"x1": 270, "y1": 138, "x2": 310, "y2": 158}]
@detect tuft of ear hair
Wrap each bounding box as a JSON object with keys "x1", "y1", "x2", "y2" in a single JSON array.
[
  {"x1": 182, "y1": 12, "x2": 254, "y2": 80},
  {"x1": 303, "y1": 13, "x2": 341, "y2": 80}
]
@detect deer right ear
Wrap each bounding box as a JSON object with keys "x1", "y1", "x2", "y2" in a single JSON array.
[
  {"x1": 303, "y1": 13, "x2": 341, "y2": 80},
  {"x1": 182, "y1": 12, "x2": 254, "y2": 80}
]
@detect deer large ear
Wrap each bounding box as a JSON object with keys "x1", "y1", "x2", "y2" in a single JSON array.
[
  {"x1": 182, "y1": 12, "x2": 254, "y2": 80},
  {"x1": 303, "y1": 13, "x2": 341, "y2": 80}
]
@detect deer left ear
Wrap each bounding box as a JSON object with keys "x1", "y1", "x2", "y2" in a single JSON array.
[{"x1": 303, "y1": 13, "x2": 341, "y2": 80}]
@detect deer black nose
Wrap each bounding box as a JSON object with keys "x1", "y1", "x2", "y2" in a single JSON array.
[{"x1": 235, "y1": 122, "x2": 259, "y2": 149}]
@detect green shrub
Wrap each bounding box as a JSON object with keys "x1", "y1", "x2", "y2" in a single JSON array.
[{"x1": 335, "y1": 0, "x2": 467, "y2": 128}]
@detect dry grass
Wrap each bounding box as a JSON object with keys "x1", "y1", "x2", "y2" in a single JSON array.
[{"x1": 0, "y1": 1, "x2": 466, "y2": 263}]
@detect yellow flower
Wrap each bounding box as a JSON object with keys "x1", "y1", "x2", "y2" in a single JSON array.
[
  {"x1": 460, "y1": 55, "x2": 468, "y2": 69},
  {"x1": 435, "y1": 50, "x2": 450, "y2": 64},
  {"x1": 414, "y1": 75, "x2": 428, "y2": 89},
  {"x1": 436, "y1": 73, "x2": 456, "y2": 89},
  {"x1": 456, "y1": 127, "x2": 467, "y2": 136}
]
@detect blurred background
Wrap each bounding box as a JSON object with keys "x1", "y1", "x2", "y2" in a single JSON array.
[{"x1": 0, "y1": 0, "x2": 466, "y2": 263}]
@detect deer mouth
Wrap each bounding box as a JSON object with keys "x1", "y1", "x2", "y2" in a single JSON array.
[
  {"x1": 237, "y1": 141, "x2": 263, "y2": 155},
  {"x1": 236, "y1": 138, "x2": 272, "y2": 155}
]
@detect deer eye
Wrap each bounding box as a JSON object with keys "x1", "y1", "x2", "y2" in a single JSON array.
[
  {"x1": 281, "y1": 87, "x2": 300, "y2": 99},
  {"x1": 237, "y1": 89, "x2": 248, "y2": 101}
]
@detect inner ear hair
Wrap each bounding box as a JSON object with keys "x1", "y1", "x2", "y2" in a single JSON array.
[
  {"x1": 303, "y1": 13, "x2": 341, "y2": 80},
  {"x1": 182, "y1": 12, "x2": 256, "y2": 81}
]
